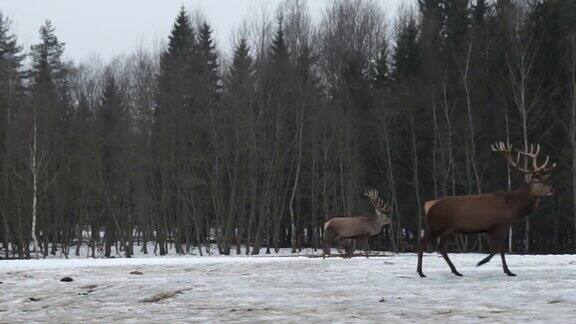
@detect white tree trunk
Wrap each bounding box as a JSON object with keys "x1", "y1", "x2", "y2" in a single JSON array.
[
  {"x1": 31, "y1": 107, "x2": 39, "y2": 252},
  {"x1": 505, "y1": 105, "x2": 513, "y2": 252},
  {"x1": 289, "y1": 103, "x2": 304, "y2": 253}
]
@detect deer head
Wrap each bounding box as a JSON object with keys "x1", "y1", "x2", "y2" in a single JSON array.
[
  {"x1": 491, "y1": 142, "x2": 557, "y2": 197},
  {"x1": 363, "y1": 188, "x2": 391, "y2": 225}
]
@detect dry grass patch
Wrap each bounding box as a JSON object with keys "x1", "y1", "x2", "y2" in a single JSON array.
[{"x1": 141, "y1": 289, "x2": 190, "y2": 303}]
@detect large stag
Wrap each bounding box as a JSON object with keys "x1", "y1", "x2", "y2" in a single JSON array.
[
  {"x1": 417, "y1": 142, "x2": 556, "y2": 277},
  {"x1": 323, "y1": 189, "x2": 391, "y2": 257}
]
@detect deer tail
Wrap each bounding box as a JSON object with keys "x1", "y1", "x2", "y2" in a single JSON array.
[
  {"x1": 424, "y1": 200, "x2": 438, "y2": 216},
  {"x1": 324, "y1": 219, "x2": 332, "y2": 231}
]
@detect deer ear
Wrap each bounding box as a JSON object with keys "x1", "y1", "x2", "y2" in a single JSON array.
[{"x1": 524, "y1": 173, "x2": 533, "y2": 183}]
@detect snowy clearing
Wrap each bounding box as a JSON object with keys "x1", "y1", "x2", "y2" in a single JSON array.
[{"x1": 1, "y1": 253, "x2": 575, "y2": 323}]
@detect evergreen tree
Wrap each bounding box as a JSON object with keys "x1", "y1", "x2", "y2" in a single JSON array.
[
  {"x1": 472, "y1": 0, "x2": 488, "y2": 26},
  {"x1": 442, "y1": 0, "x2": 471, "y2": 54},
  {"x1": 164, "y1": 7, "x2": 194, "y2": 61},
  {"x1": 270, "y1": 20, "x2": 289, "y2": 71},
  {"x1": 97, "y1": 69, "x2": 128, "y2": 257},
  {"x1": 153, "y1": 7, "x2": 197, "y2": 255},
  {"x1": 371, "y1": 40, "x2": 390, "y2": 89},
  {"x1": 30, "y1": 20, "x2": 66, "y2": 90},
  {"x1": 267, "y1": 18, "x2": 291, "y2": 101},
  {"x1": 197, "y1": 21, "x2": 220, "y2": 96},
  {"x1": 393, "y1": 14, "x2": 421, "y2": 81},
  {"x1": 225, "y1": 38, "x2": 254, "y2": 95},
  {"x1": 158, "y1": 6, "x2": 195, "y2": 110},
  {"x1": 27, "y1": 20, "x2": 70, "y2": 256},
  {"x1": 0, "y1": 11, "x2": 23, "y2": 257}
]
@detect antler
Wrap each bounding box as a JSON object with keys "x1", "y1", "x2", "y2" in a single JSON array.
[
  {"x1": 491, "y1": 141, "x2": 556, "y2": 175},
  {"x1": 516, "y1": 144, "x2": 557, "y2": 174},
  {"x1": 363, "y1": 188, "x2": 390, "y2": 214},
  {"x1": 491, "y1": 142, "x2": 531, "y2": 174}
]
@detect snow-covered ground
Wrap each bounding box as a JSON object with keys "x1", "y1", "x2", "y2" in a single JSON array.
[{"x1": 1, "y1": 253, "x2": 575, "y2": 323}]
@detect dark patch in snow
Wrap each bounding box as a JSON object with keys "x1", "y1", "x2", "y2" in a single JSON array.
[
  {"x1": 141, "y1": 288, "x2": 190, "y2": 303},
  {"x1": 81, "y1": 284, "x2": 97, "y2": 289},
  {"x1": 548, "y1": 299, "x2": 563, "y2": 304},
  {"x1": 79, "y1": 290, "x2": 94, "y2": 295},
  {"x1": 435, "y1": 310, "x2": 453, "y2": 315},
  {"x1": 379, "y1": 298, "x2": 386, "y2": 302},
  {"x1": 130, "y1": 271, "x2": 143, "y2": 275},
  {"x1": 60, "y1": 276, "x2": 73, "y2": 282},
  {"x1": 28, "y1": 297, "x2": 41, "y2": 302}
]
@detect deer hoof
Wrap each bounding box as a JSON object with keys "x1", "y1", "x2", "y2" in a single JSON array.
[
  {"x1": 505, "y1": 271, "x2": 517, "y2": 277},
  {"x1": 453, "y1": 271, "x2": 463, "y2": 277},
  {"x1": 418, "y1": 271, "x2": 426, "y2": 278}
]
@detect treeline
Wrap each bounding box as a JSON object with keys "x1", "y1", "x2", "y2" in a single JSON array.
[{"x1": 1, "y1": 0, "x2": 576, "y2": 258}]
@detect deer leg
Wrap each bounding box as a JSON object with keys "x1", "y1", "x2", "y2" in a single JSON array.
[
  {"x1": 479, "y1": 228, "x2": 516, "y2": 276},
  {"x1": 338, "y1": 238, "x2": 352, "y2": 258},
  {"x1": 345, "y1": 239, "x2": 354, "y2": 258},
  {"x1": 492, "y1": 228, "x2": 516, "y2": 276},
  {"x1": 438, "y1": 234, "x2": 462, "y2": 276},
  {"x1": 323, "y1": 230, "x2": 336, "y2": 257},
  {"x1": 417, "y1": 232, "x2": 430, "y2": 277},
  {"x1": 500, "y1": 253, "x2": 516, "y2": 276},
  {"x1": 477, "y1": 234, "x2": 497, "y2": 266},
  {"x1": 357, "y1": 236, "x2": 369, "y2": 258},
  {"x1": 477, "y1": 253, "x2": 496, "y2": 266},
  {"x1": 334, "y1": 236, "x2": 343, "y2": 255}
]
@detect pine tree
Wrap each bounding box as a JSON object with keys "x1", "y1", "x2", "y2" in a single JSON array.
[
  {"x1": 0, "y1": 11, "x2": 23, "y2": 257},
  {"x1": 197, "y1": 21, "x2": 220, "y2": 95},
  {"x1": 270, "y1": 20, "x2": 289, "y2": 71},
  {"x1": 225, "y1": 38, "x2": 254, "y2": 95},
  {"x1": 98, "y1": 69, "x2": 127, "y2": 257},
  {"x1": 164, "y1": 7, "x2": 194, "y2": 61},
  {"x1": 371, "y1": 40, "x2": 390, "y2": 89},
  {"x1": 393, "y1": 14, "x2": 421, "y2": 81},
  {"x1": 27, "y1": 19, "x2": 68, "y2": 256},
  {"x1": 442, "y1": 0, "x2": 471, "y2": 55},
  {"x1": 30, "y1": 20, "x2": 66, "y2": 90},
  {"x1": 472, "y1": 0, "x2": 488, "y2": 26},
  {"x1": 158, "y1": 7, "x2": 195, "y2": 108},
  {"x1": 153, "y1": 7, "x2": 197, "y2": 255}
]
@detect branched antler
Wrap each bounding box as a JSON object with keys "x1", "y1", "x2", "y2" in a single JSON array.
[
  {"x1": 363, "y1": 188, "x2": 390, "y2": 214},
  {"x1": 491, "y1": 141, "x2": 556, "y2": 176},
  {"x1": 516, "y1": 144, "x2": 556, "y2": 174}
]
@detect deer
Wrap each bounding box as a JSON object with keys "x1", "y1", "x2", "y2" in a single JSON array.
[
  {"x1": 417, "y1": 142, "x2": 556, "y2": 277},
  {"x1": 323, "y1": 189, "x2": 391, "y2": 258}
]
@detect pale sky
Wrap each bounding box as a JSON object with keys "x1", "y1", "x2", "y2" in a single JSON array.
[{"x1": 0, "y1": 0, "x2": 412, "y2": 62}]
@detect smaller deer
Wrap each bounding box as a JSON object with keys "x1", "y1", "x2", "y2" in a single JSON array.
[{"x1": 323, "y1": 189, "x2": 391, "y2": 257}]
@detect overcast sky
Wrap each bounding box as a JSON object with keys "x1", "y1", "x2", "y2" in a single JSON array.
[{"x1": 0, "y1": 0, "x2": 412, "y2": 62}]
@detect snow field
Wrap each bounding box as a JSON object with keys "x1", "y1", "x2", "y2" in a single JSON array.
[{"x1": 1, "y1": 253, "x2": 575, "y2": 323}]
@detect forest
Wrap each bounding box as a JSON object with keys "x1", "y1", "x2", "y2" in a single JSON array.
[{"x1": 1, "y1": 0, "x2": 576, "y2": 259}]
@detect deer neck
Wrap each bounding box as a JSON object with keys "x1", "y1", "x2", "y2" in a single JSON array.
[
  {"x1": 373, "y1": 209, "x2": 387, "y2": 229},
  {"x1": 507, "y1": 185, "x2": 538, "y2": 218}
]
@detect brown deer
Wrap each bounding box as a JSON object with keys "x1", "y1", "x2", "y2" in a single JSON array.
[
  {"x1": 323, "y1": 189, "x2": 391, "y2": 257},
  {"x1": 417, "y1": 142, "x2": 556, "y2": 277}
]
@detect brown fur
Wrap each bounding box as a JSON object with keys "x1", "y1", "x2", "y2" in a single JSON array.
[
  {"x1": 417, "y1": 142, "x2": 556, "y2": 277},
  {"x1": 323, "y1": 212, "x2": 389, "y2": 258},
  {"x1": 417, "y1": 181, "x2": 552, "y2": 277}
]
